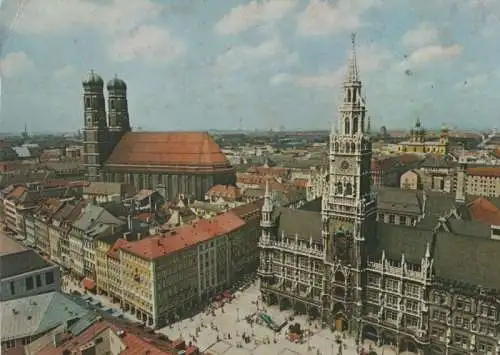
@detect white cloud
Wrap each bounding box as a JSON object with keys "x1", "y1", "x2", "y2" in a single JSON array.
[
  {"x1": 215, "y1": 0, "x2": 297, "y2": 35},
  {"x1": 402, "y1": 22, "x2": 440, "y2": 48},
  {"x1": 53, "y1": 65, "x2": 77, "y2": 81},
  {"x1": 11, "y1": 0, "x2": 186, "y2": 64},
  {"x1": 272, "y1": 44, "x2": 392, "y2": 88},
  {"x1": 270, "y1": 73, "x2": 294, "y2": 86},
  {"x1": 215, "y1": 38, "x2": 297, "y2": 73},
  {"x1": 12, "y1": 0, "x2": 163, "y2": 36},
  {"x1": 401, "y1": 44, "x2": 462, "y2": 69},
  {"x1": 297, "y1": 0, "x2": 381, "y2": 36},
  {"x1": 108, "y1": 25, "x2": 186, "y2": 63},
  {"x1": 0, "y1": 51, "x2": 34, "y2": 78}
]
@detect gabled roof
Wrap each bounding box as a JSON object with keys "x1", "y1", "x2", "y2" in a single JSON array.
[
  {"x1": 105, "y1": 132, "x2": 233, "y2": 172},
  {"x1": 467, "y1": 197, "x2": 500, "y2": 226},
  {"x1": 0, "y1": 249, "x2": 52, "y2": 279},
  {"x1": 1, "y1": 292, "x2": 88, "y2": 341},
  {"x1": 121, "y1": 212, "x2": 245, "y2": 260},
  {"x1": 433, "y1": 230, "x2": 500, "y2": 290},
  {"x1": 276, "y1": 207, "x2": 322, "y2": 242}
]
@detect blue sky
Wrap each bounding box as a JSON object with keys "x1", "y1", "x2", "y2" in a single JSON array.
[{"x1": 0, "y1": 0, "x2": 499, "y2": 133}]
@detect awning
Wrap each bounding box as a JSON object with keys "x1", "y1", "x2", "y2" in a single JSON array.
[{"x1": 81, "y1": 277, "x2": 96, "y2": 290}]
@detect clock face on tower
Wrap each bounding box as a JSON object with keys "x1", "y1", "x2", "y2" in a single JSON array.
[{"x1": 341, "y1": 160, "x2": 350, "y2": 170}]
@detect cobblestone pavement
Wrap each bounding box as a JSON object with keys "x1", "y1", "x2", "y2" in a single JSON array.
[
  {"x1": 157, "y1": 282, "x2": 407, "y2": 355},
  {"x1": 61, "y1": 275, "x2": 140, "y2": 323}
]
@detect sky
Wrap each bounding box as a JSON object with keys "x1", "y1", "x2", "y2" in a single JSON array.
[{"x1": 0, "y1": 0, "x2": 499, "y2": 133}]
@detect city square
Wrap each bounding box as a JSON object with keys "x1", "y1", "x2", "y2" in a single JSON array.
[{"x1": 157, "y1": 281, "x2": 406, "y2": 355}]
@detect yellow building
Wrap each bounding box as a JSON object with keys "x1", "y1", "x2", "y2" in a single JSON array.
[
  {"x1": 397, "y1": 119, "x2": 449, "y2": 155},
  {"x1": 95, "y1": 234, "x2": 122, "y2": 295}
]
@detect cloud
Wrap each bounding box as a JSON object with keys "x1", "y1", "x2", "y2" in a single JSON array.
[
  {"x1": 53, "y1": 65, "x2": 77, "y2": 81},
  {"x1": 108, "y1": 25, "x2": 186, "y2": 63},
  {"x1": 0, "y1": 51, "x2": 34, "y2": 78},
  {"x1": 272, "y1": 44, "x2": 392, "y2": 88},
  {"x1": 215, "y1": 38, "x2": 297, "y2": 73},
  {"x1": 402, "y1": 22, "x2": 440, "y2": 48},
  {"x1": 297, "y1": 0, "x2": 381, "y2": 36},
  {"x1": 270, "y1": 73, "x2": 294, "y2": 86},
  {"x1": 401, "y1": 44, "x2": 462, "y2": 69},
  {"x1": 215, "y1": 0, "x2": 298, "y2": 35},
  {"x1": 12, "y1": 0, "x2": 163, "y2": 36}
]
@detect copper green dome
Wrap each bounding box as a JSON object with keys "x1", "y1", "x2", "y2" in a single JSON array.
[
  {"x1": 83, "y1": 69, "x2": 103, "y2": 86},
  {"x1": 107, "y1": 75, "x2": 127, "y2": 90}
]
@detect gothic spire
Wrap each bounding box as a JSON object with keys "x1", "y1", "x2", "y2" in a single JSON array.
[
  {"x1": 345, "y1": 32, "x2": 359, "y2": 83},
  {"x1": 263, "y1": 177, "x2": 273, "y2": 213}
]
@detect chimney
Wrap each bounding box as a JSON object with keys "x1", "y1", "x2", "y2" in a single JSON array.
[{"x1": 52, "y1": 331, "x2": 64, "y2": 347}]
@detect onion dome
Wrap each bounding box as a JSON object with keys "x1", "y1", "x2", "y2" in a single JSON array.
[
  {"x1": 82, "y1": 69, "x2": 103, "y2": 86},
  {"x1": 107, "y1": 75, "x2": 127, "y2": 90}
]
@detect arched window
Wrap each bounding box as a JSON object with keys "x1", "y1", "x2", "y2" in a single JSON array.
[
  {"x1": 352, "y1": 117, "x2": 359, "y2": 134},
  {"x1": 334, "y1": 142, "x2": 339, "y2": 152},
  {"x1": 85, "y1": 97, "x2": 91, "y2": 108},
  {"x1": 336, "y1": 182, "x2": 343, "y2": 194},
  {"x1": 344, "y1": 118, "x2": 350, "y2": 135},
  {"x1": 353, "y1": 88, "x2": 357, "y2": 103},
  {"x1": 345, "y1": 142, "x2": 350, "y2": 153},
  {"x1": 345, "y1": 183, "x2": 353, "y2": 195},
  {"x1": 351, "y1": 142, "x2": 356, "y2": 153},
  {"x1": 347, "y1": 89, "x2": 351, "y2": 103},
  {"x1": 110, "y1": 100, "x2": 116, "y2": 110}
]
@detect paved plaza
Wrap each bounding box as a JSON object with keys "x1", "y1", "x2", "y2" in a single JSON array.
[{"x1": 157, "y1": 282, "x2": 406, "y2": 355}]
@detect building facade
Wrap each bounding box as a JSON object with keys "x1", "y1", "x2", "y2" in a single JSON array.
[
  {"x1": 397, "y1": 121, "x2": 449, "y2": 156},
  {"x1": 258, "y1": 35, "x2": 500, "y2": 355},
  {"x1": 81, "y1": 72, "x2": 236, "y2": 200},
  {"x1": 465, "y1": 167, "x2": 500, "y2": 198}
]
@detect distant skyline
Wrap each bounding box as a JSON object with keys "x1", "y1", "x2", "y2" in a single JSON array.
[{"x1": 0, "y1": 0, "x2": 499, "y2": 133}]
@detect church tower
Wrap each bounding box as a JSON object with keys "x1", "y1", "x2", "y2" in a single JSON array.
[
  {"x1": 321, "y1": 34, "x2": 377, "y2": 337},
  {"x1": 107, "y1": 75, "x2": 130, "y2": 152},
  {"x1": 82, "y1": 70, "x2": 108, "y2": 182}
]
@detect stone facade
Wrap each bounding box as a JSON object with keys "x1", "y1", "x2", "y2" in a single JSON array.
[{"x1": 258, "y1": 36, "x2": 500, "y2": 355}]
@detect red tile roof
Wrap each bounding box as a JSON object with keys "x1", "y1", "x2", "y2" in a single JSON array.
[
  {"x1": 81, "y1": 277, "x2": 96, "y2": 290},
  {"x1": 105, "y1": 132, "x2": 233, "y2": 173},
  {"x1": 468, "y1": 198, "x2": 500, "y2": 226},
  {"x1": 206, "y1": 184, "x2": 241, "y2": 200},
  {"x1": 6, "y1": 186, "x2": 26, "y2": 201},
  {"x1": 107, "y1": 238, "x2": 130, "y2": 260},
  {"x1": 467, "y1": 167, "x2": 500, "y2": 178},
  {"x1": 293, "y1": 178, "x2": 308, "y2": 189},
  {"x1": 37, "y1": 319, "x2": 181, "y2": 355},
  {"x1": 121, "y1": 212, "x2": 246, "y2": 260}
]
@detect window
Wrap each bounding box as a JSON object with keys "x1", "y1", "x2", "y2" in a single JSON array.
[
  {"x1": 45, "y1": 271, "x2": 54, "y2": 285},
  {"x1": 385, "y1": 279, "x2": 399, "y2": 292},
  {"x1": 26, "y1": 277, "x2": 34, "y2": 290},
  {"x1": 387, "y1": 294, "x2": 399, "y2": 307},
  {"x1": 389, "y1": 214, "x2": 395, "y2": 224},
  {"x1": 367, "y1": 274, "x2": 380, "y2": 286},
  {"x1": 10, "y1": 281, "x2": 15, "y2": 295},
  {"x1": 400, "y1": 216, "x2": 406, "y2": 225},
  {"x1": 385, "y1": 309, "x2": 398, "y2": 323},
  {"x1": 405, "y1": 283, "x2": 420, "y2": 297},
  {"x1": 4, "y1": 339, "x2": 16, "y2": 348},
  {"x1": 406, "y1": 300, "x2": 420, "y2": 314},
  {"x1": 406, "y1": 315, "x2": 419, "y2": 329}
]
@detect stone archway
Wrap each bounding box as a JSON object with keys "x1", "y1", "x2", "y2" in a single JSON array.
[
  {"x1": 267, "y1": 293, "x2": 278, "y2": 306},
  {"x1": 334, "y1": 270, "x2": 345, "y2": 283},
  {"x1": 399, "y1": 337, "x2": 418, "y2": 354},
  {"x1": 332, "y1": 302, "x2": 348, "y2": 332},
  {"x1": 362, "y1": 324, "x2": 378, "y2": 342},
  {"x1": 280, "y1": 297, "x2": 292, "y2": 310},
  {"x1": 293, "y1": 301, "x2": 307, "y2": 315},
  {"x1": 429, "y1": 346, "x2": 444, "y2": 355},
  {"x1": 380, "y1": 331, "x2": 397, "y2": 347},
  {"x1": 308, "y1": 306, "x2": 321, "y2": 320}
]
